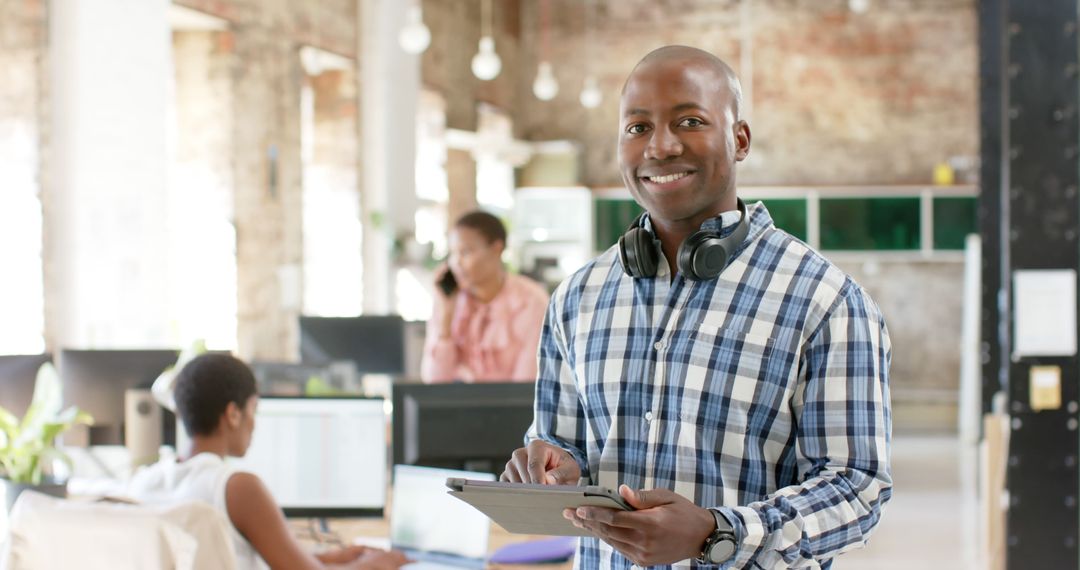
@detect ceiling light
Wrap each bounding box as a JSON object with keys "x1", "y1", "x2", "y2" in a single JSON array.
[
  {"x1": 580, "y1": 76, "x2": 602, "y2": 108},
  {"x1": 533, "y1": 62, "x2": 559, "y2": 101},
  {"x1": 398, "y1": 5, "x2": 431, "y2": 54},
  {"x1": 471, "y1": 36, "x2": 501, "y2": 80}
]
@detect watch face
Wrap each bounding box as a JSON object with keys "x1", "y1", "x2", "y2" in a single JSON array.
[{"x1": 708, "y1": 537, "x2": 736, "y2": 564}]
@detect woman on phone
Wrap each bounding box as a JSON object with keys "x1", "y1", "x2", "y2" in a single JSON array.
[{"x1": 421, "y1": 211, "x2": 549, "y2": 383}]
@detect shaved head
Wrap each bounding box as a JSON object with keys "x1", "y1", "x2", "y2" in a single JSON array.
[{"x1": 624, "y1": 45, "x2": 743, "y2": 119}]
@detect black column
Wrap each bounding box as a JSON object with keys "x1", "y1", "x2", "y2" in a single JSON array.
[{"x1": 981, "y1": 1, "x2": 1080, "y2": 567}]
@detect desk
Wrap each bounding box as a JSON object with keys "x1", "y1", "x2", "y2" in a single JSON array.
[{"x1": 291, "y1": 517, "x2": 575, "y2": 570}]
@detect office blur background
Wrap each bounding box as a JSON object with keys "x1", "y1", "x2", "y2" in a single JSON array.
[{"x1": 0, "y1": 0, "x2": 987, "y2": 568}]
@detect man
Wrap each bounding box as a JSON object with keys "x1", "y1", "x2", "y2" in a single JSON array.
[{"x1": 502, "y1": 45, "x2": 891, "y2": 569}]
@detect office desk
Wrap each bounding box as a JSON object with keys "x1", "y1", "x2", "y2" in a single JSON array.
[{"x1": 291, "y1": 517, "x2": 575, "y2": 570}]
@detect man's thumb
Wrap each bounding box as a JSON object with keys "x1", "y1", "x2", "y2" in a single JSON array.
[{"x1": 619, "y1": 484, "x2": 668, "y2": 509}]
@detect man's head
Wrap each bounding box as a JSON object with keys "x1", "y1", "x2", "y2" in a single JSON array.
[
  {"x1": 173, "y1": 353, "x2": 259, "y2": 456},
  {"x1": 618, "y1": 45, "x2": 751, "y2": 229}
]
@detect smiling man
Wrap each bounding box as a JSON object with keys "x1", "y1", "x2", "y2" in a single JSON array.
[{"x1": 501, "y1": 46, "x2": 893, "y2": 569}]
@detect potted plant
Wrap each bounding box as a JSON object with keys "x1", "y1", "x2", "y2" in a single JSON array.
[{"x1": 0, "y1": 362, "x2": 92, "y2": 512}]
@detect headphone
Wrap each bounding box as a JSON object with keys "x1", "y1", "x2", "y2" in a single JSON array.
[{"x1": 618, "y1": 198, "x2": 749, "y2": 281}]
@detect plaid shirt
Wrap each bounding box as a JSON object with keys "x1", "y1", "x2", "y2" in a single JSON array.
[{"x1": 527, "y1": 202, "x2": 892, "y2": 570}]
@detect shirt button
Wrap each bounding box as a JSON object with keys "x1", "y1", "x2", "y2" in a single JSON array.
[
  {"x1": 645, "y1": 411, "x2": 653, "y2": 421},
  {"x1": 654, "y1": 340, "x2": 665, "y2": 350}
]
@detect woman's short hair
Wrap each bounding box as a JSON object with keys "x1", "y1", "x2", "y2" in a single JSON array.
[
  {"x1": 454, "y1": 210, "x2": 507, "y2": 245},
  {"x1": 173, "y1": 353, "x2": 257, "y2": 436}
]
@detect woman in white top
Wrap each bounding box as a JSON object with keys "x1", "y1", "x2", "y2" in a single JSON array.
[{"x1": 128, "y1": 353, "x2": 407, "y2": 570}]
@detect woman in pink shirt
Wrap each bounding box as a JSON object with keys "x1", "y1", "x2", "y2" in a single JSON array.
[{"x1": 421, "y1": 211, "x2": 550, "y2": 383}]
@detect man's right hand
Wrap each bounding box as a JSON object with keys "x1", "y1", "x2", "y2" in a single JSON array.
[{"x1": 501, "y1": 440, "x2": 581, "y2": 485}]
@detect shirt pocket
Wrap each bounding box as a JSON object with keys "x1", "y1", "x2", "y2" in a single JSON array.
[{"x1": 679, "y1": 325, "x2": 777, "y2": 430}]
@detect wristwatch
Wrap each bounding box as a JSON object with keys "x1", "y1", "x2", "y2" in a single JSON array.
[{"x1": 696, "y1": 508, "x2": 738, "y2": 565}]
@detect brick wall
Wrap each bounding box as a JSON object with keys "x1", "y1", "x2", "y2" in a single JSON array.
[{"x1": 517, "y1": 0, "x2": 977, "y2": 188}]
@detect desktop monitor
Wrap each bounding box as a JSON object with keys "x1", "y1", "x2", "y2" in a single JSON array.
[
  {"x1": 234, "y1": 396, "x2": 387, "y2": 517},
  {"x1": 58, "y1": 349, "x2": 180, "y2": 447},
  {"x1": 0, "y1": 354, "x2": 52, "y2": 417},
  {"x1": 298, "y1": 315, "x2": 406, "y2": 375},
  {"x1": 392, "y1": 382, "x2": 536, "y2": 477}
]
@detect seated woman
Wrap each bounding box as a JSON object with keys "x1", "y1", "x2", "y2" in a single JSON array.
[
  {"x1": 421, "y1": 210, "x2": 550, "y2": 383},
  {"x1": 127, "y1": 353, "x2": 407, "y2": 570}
]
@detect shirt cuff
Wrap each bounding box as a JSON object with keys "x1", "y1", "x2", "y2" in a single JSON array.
[{"x1": 715, "y1": 506, "x2": 767, "y2": 569}]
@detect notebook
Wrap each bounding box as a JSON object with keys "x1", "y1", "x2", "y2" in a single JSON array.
[{"x1": 391, "y1": 465, "x2": 496, "y2": 570}]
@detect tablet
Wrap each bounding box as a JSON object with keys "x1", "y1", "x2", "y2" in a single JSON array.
[{"x1": 446, "y1": 478, "x2": 634, "y2": 537}]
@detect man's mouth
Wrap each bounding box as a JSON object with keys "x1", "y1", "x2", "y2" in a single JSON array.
[{"x1": 641, "y1": 171, "x2": 694, "y2": 185}]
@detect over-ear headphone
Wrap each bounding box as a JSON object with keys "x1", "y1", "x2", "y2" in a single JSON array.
[{"x1": 618, "y1": 198, "x2": 749, "y2": 281}]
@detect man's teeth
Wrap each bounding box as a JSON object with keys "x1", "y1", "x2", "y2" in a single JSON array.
[{"x1": 647, "y1": 172, "x2": 690, "y2": 184}]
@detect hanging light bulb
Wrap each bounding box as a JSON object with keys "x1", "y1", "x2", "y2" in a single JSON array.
[
  {"x1": 580, "y1": 75, "x2": 602, "y2": 109},
  {"x1": 533, "y1": 61, "x2": 559, "y2": 101},
  {"x1": 848, "y1": 0, "x2": 870, "y2": 13},
  {"x1": 471, "y1": 36, "x2": 502, "y2": 80},
  {"x1": 398, "y1": 5, "x2": 431, "y2": 54},
  {"x1": 471, "y1": 0, "x2": 501, "y2": 80}
]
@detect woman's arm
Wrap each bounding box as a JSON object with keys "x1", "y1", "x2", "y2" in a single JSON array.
[
  {"x1": 421, "y1": 289, "x2": 460, "y2": 383},
  {"x1": 225, "y1": 472, "x2": 405, "y2": 570}
]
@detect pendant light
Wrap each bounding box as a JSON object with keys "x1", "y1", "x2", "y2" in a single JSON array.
[
  {"x1": 398, "y1": 1, "x2": 431, "y2": 54},
  {"x1": 471, "y1": 0, "x2": 502, "y2": 80},
  {"x1": 532, "y1": 0, "x2": 559, "y2": 101},
  {"x1": 579, "y1": 0, "x2": 602, "y2": 109}
]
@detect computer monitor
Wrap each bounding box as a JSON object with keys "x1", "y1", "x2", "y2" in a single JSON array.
[
  {"x1": 0, "y1": 354, "x2": 52, "y2": 417},
  {"x1": 234, "y1": 396, "x2": 387, "y2": 517},
  {"x1": 298, "y1": 315, "x2": 406, "y2": 375},
  {"x1": 58, "y1": 349, "x2": 180, "y2": 446},
  {"x1": 392, "y1": 383, "x2": 536, "y2": 477}
]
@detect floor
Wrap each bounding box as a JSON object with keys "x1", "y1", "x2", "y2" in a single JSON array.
[{"x1": 837, "y1": 435, "x2": 977, "y2": 569}]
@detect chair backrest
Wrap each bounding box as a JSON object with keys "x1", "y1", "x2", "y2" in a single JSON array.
[{"x1": 2, "y1": 491, "x2": 237, "y2": 570}]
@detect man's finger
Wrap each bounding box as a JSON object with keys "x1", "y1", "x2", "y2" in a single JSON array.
[
  {"x1": 618, "y1": 484, "x2": 677, "y2": 510},
  {"x1": 525, "y1": 443, "x2": 551, "y2": 484}
]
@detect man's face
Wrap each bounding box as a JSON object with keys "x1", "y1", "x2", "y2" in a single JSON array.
[{"x1": 618, "y1": 58, "x2": 750, "y2": 226}]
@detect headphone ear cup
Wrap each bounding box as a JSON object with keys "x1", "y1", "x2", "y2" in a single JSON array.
[
  {"x1": 619, "y1": 227, "x2": 659, "y2": 278},
  {"x1": 678, "y1": 232, "x2": 729, "y2": 280}
]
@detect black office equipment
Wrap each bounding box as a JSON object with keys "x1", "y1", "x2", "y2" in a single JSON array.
[
  {"x1": 299, "y1": 315, "x2": 406, "y2": 375},
  {"x1": 58, "y1": 349, "x2": 180, "y2": 446},
  {"x1": 392, "y1": 382, "x2": 536, "y2": 477},
  {"x1": 0, "y1": 354, "x2": 52, "y2": 417}
]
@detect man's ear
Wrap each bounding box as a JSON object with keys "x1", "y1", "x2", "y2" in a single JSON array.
[
  {"x1": 734, "y1": 120, "x2": 751, "y2": 162},
  {"x1": 224, "y1": 401, "x2": 242, "y2": 429}
]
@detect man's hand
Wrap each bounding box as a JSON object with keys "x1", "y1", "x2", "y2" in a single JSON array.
[
  {"x1": 562, "y1": 485, "x2": 717, "y2": 567},
  {"x1": 501, "y1": 440, "x2": 581, "y2": 484}
]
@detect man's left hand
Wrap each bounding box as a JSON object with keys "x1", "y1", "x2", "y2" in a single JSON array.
[{"x1": 563, "y1": 485, "x2": 718, "y2": 567}]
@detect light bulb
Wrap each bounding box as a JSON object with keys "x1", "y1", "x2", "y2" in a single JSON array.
[
  {"x1": 398, "y1": 6, "x2": 431, "y2": 54},
  {"x1": 848, "y1": 0, "x2": 870, "y2": 13},
  {"x1": 471, "y1": 36, "x2": 502, "y2": 80},
  {"x1": 533, "y1": 61, "x2": 559, "y2": 101},
  {"x1": 579, "y1": 76, "x2": 602, "y2": 109}
]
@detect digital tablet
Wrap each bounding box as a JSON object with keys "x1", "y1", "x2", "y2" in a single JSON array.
[{"x1": 446, "y1": 478, "x2": 634, "y2": 537}]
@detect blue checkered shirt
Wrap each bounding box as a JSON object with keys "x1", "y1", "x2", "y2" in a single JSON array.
[{"x1": 526, "y1": 202, "x2": 892, "y2": 569}]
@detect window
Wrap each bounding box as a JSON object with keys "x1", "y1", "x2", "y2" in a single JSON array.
[
  {"x1": 757, "y1": 199, "x2": 808, "y2": 243},
  {"x1": 0, "y1": 119, "x2": 44, "y2": 354},
  {"x1": 933, "y1": 197, "x2": 978, "y2": 250},
  {"x1": 593, "y1": 198, "x2": 643, "y2": 252},
  {"x1": 301, "y1": 63, "x2": 364, "y2": 317},
  {"x1": 820, "y1": 197, "x2": 921, "y2": 251}
]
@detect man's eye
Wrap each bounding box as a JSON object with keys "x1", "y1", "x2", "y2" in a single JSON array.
[
  {"x1": 679, "y1": 117, "x2": 704, "y2": 127},
  {"x1": 626, "y1": 124, "x2": 647, "y2": 135}
]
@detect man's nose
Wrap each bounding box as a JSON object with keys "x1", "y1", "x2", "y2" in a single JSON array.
[{"x1": 644, "y1": 126, "x2": 683, "y2": 160}]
